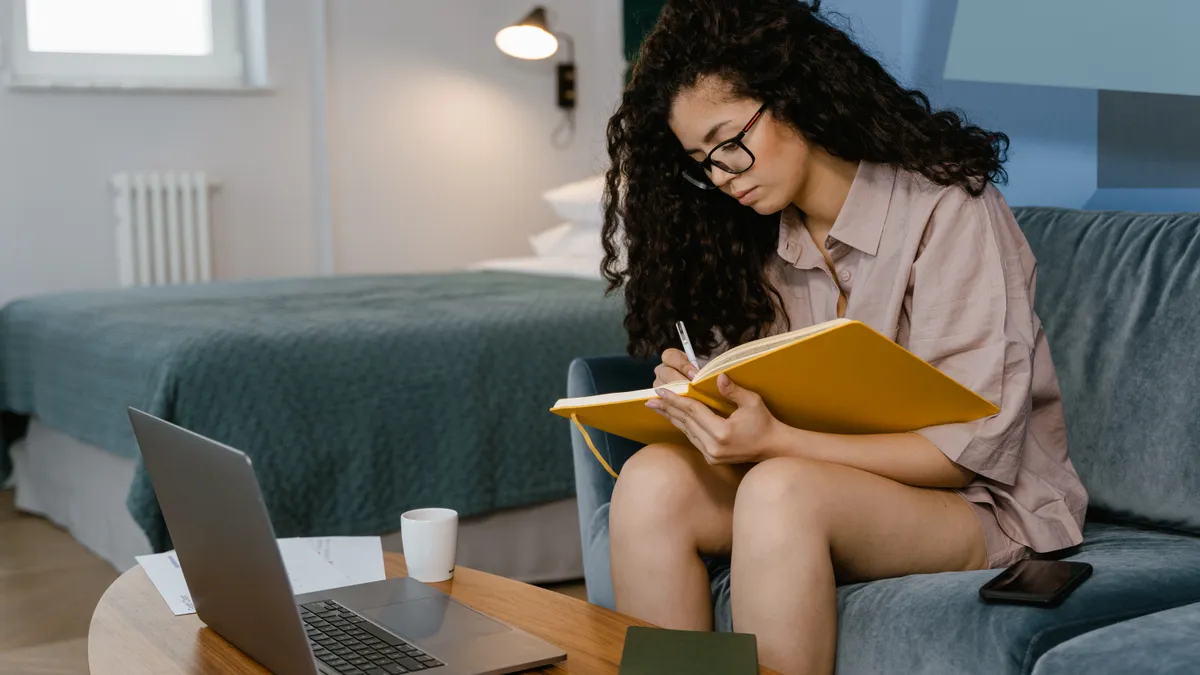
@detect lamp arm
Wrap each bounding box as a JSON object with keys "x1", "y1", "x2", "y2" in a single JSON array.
[{"x1": 554, "y1": 30, "x2": 576, "y2": 63}]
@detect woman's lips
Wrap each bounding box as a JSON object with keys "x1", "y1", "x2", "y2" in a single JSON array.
[{"x1": 735, "y1": 187, "x2": 758, "y2": 205}]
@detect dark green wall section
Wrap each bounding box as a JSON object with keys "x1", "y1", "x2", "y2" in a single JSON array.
[{"x1": 624, "y1": 0, "x2": 667, "y2": 63}]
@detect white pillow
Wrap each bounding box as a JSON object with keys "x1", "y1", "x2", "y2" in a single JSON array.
[
  {"x1": 542, "y1": 174, "x2": 606, "y2": 224},
  {"x1": 529, "y1": 222, "x2": 603, "y2": 258}
]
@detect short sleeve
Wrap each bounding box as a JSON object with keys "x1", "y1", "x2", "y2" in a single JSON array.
[{"x1": 908, "y1": 187, "x2": 1038, "y2": 486}]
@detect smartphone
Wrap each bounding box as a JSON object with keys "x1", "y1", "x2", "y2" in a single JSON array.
[{"x1": 978, "y1": 559, "x2": 1092, "y2": 608}]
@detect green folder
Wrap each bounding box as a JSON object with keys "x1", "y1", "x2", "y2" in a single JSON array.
[{"x1": 619, "y1": 626, "x2": 759, "y2": 675}]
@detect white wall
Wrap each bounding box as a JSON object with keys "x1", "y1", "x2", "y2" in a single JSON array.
[
  {"x1": 0, "y1": 0, "x2": 624, "y2": 305},
  {"x1": 326, "y1": 0, "x2": 624, "y2": 273},
  {"x1": 0, "y1": 0, "x2": 320, "y2": 306}
]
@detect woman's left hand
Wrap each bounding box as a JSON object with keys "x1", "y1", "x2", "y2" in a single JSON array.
[{"x1": 647, "y1": 374, "x2": 784, "y2": 465}]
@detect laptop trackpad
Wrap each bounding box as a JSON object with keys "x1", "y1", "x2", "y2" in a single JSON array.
[{"x1": 361, "y1": 596, "x2": 510, "y2": 646}]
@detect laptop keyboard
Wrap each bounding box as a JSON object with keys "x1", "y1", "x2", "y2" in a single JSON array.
[{"x1": 301, "y1": 600, "x2": 445, "y2": 674}]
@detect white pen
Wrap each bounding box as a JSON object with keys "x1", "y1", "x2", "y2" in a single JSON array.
[{"x1": 675, "y1": 321, "x2": 700, "y2": 373}]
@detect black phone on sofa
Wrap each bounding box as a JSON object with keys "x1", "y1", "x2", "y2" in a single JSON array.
[{"x1": 979, "y1": 559, "x2": 1093, "y2": 608}]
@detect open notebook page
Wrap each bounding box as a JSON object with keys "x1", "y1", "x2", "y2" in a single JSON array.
[{"x1": 697, "y1": 318, "x2": 850, "y2": 378}]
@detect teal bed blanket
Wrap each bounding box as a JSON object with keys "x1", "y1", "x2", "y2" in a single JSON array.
[{"x1": 0, "y1": 272, "x2": 627, "y2": 551}]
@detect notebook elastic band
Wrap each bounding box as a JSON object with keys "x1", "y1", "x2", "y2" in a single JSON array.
[{"x1": 570, "y1": 413, "x2": 619, "y2": 479}]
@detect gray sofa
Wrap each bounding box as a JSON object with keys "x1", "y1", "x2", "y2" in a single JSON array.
[{"x1": 567, "y1": 207, "x2": 1200, "y2": 674}]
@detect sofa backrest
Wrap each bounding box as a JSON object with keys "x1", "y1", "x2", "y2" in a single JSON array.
[{"x1": 1013, "y1": 207, "x2": 1200, "y2": 535}]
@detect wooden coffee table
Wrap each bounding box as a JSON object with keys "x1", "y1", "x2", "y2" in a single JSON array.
[{"x1": 89, "y1": 553, "x2": 777, "y2": 674}]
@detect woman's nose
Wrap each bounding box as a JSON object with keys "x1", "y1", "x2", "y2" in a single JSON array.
[{"x1": 709, "y1": 166, "x2": 736, "y2": 188}]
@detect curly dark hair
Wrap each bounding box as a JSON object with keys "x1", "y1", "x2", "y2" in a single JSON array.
[{"x1": 602, "y1": 0, "x2": 1010, "y2": 359}]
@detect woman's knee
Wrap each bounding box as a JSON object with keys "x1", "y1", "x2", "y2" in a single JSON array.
[
  {"x1": 734, "y1": 457, "x2": 835, "y2": 538},
  {"x1": 611, "y1": 443, "x2": 706, "y2": 526}
]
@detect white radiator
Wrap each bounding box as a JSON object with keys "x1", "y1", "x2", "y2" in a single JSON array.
[{"x1": 111, "y1": 171, "x2": 215, "y2": 287}]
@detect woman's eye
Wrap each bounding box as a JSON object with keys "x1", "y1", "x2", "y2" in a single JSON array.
[{"x1": 714, "y1": 144, "x2": 740, "y2": 158}]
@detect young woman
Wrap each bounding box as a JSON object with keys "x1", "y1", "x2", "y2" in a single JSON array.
[{"x1": 598, "y1": 1, "x2": 1088, "y2": 673}]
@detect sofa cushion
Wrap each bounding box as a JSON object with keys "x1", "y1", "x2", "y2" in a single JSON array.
[
  {"x1": 582, "y1": 502, "x2": 617, "y2": 608},
  {"x1": 1031, "y1": 601, "x2": 1200, "y2": 675},
  {"x1": 1012, "y1": 207, "x2": 1200, "y2": 534},
  {"x1": 706, "y1": 523, "x2": 1200, "y2": 675}
]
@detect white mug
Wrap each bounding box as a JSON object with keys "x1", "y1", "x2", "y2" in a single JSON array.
[{"x1": 400, "y1": 508, "x2": 459, "y2": 583}]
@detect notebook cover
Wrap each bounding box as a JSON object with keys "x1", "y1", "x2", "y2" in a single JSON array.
[
  {"x1": 552, "y1": 319, "x2": 999, "y2": 446},
  {"x1": 618, "y1": 626, "x2": 758, "y2": 675}
]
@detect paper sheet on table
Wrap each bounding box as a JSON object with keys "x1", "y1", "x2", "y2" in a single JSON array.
[{"x1": 136, "y1": 536, "x2": 386, "y2": 616}]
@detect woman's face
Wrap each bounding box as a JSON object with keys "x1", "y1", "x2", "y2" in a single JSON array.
[{"x1": 669, "y1": 76, "x2": 811, "y2": 216}]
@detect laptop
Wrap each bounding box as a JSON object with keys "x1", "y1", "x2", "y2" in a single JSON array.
[{"x1": 128, "y1": 408, "x2": 567, "y2": 675}]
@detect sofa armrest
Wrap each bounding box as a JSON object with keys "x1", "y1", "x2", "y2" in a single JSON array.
[{"x1": 568, "y1": 355, "x2": 656, "y2": 606}]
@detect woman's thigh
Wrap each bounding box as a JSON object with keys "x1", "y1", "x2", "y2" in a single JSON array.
[
  {"x1": 734, "y1": 456, "x2": 987, "y2": 581},
  {"x1": 611, "y1": 442, "x2": 752, "y2": 556}
]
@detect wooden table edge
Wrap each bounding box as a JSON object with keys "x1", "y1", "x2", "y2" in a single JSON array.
[{"x1": 88, "y1": 552, "x2": 778, "y2": 674}]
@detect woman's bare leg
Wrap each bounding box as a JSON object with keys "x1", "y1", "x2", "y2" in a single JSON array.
[
  {"x1": 731, "y1": 456, "x2": 988, "y2": 674},
  {"x1": 609, "y1": 442, "x2": 750, "y2": 630}
]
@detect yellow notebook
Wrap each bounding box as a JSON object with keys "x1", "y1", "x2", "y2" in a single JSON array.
[{"x1": 552, "y1": 319, "x2": 999, "y2": 476}]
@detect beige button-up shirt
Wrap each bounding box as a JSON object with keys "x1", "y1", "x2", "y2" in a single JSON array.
[{"x1": 764, "y1": 162, "x2": 1087, "y2": 553}]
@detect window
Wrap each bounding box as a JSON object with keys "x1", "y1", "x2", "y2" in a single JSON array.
[{"x1": 6, "y1": 0, "x2": 267, "y2": 89}]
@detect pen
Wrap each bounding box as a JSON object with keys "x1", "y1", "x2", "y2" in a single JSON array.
[{"x1": 675, "y1": 321, "x2": 700, "y2": 371}]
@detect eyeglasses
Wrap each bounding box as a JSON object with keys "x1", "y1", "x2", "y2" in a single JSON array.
[{"x1": 682, "y1": 103, "x2": 768, "y2": 190}]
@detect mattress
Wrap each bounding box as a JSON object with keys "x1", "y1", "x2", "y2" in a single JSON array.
[
  {"x1": 11, "y1": 418, "x2": 584, "y2": 582},
  {"x1": 468, "y1": 256, "x2": 603, "y2": 280}
]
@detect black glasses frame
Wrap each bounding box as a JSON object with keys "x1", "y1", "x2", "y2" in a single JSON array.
[{"x1": 682, "y1": 102, "x2": 769, "y2": 190}]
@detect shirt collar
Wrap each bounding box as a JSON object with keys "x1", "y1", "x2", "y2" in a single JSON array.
[
  {"x1": 827, "y1": 161, "x2": 896, "y2": 256},
  {"x1": 776, "y1": 206, "x2": 826, "y2": 270},
  {"x1": 775, "y1": 161, "x2": 897, "y2": 265}
]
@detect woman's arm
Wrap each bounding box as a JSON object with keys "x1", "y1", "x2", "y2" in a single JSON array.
[
  {"x1": 651, "y1": 375, "x2": 978, "y2": 489},
  {"x1": 763, "y1": 426, "x2": 977, "y2": 489}
]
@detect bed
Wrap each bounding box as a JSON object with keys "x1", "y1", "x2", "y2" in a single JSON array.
[{"x1": 0, "y1": 261, "x2": 623, "y2": 582}]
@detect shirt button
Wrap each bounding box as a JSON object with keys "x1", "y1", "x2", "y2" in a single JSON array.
[{"x1": 839, "y1": 270, "x2": 852, "y2": 282}]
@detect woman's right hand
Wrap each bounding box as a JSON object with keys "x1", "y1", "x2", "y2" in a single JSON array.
[{"x1": 654, "y1": 348, "x2": 700, "y2": 387}]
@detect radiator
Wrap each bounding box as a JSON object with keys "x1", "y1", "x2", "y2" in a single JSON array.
[{"x1": 111, "y1": 171, "x2": 215, "y2": 287}]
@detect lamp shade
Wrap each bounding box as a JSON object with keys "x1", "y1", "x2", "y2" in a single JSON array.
[
  {"x1": 945, "y1": 0, "x2": 1200, "y2": 96},
  {"x1": 496, "y1": 6, "x2": 559, "y2": 60}
]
